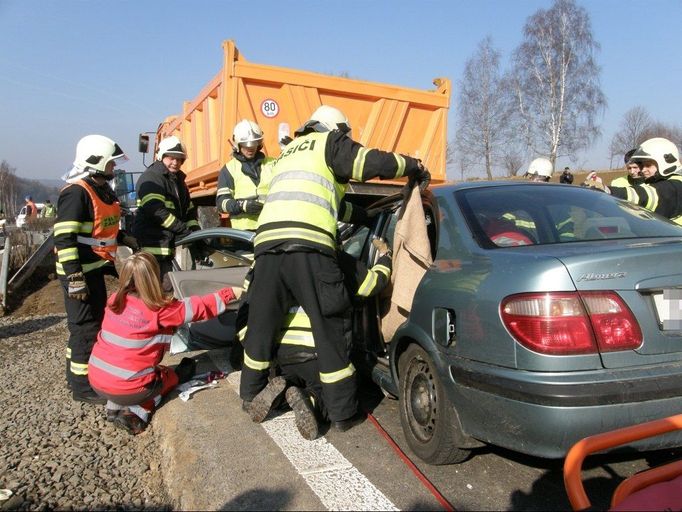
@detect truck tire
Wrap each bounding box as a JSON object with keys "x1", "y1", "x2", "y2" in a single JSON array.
[{"x1": 398, "y1": 344, "x2": 470, "y2": 465}]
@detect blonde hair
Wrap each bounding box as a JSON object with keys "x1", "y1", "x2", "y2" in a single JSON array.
[{"x1": 109, "y1": 252, "x2": 172, "y2": 314}]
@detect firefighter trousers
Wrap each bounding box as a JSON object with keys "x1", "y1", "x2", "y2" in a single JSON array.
[
  {"x1": 240, "y1": 251, "x2": 357, "y2": 422},
  {"x1": 61, "y1": 269, "x2": 108, "y2": 396}
]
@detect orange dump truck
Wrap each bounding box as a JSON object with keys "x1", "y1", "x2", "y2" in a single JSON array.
[{"x1": 152, "y1": 40, "x2": 451, "y2": 203}]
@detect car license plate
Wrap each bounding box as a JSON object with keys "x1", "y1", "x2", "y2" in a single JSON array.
[{"x1": 653, "y1": 290, "x2": 682, "y2": 330}]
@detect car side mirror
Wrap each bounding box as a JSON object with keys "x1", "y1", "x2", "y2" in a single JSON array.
[{"x1": 138, "y1": 134, "x2": 150, "y2": 154}]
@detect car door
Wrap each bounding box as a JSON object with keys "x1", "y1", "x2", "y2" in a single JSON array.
[{"x1": 168, "y1": 228, "x2": 254, "y2": 353}]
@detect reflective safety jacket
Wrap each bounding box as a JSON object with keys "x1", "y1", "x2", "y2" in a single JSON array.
[
  {"x1": 216, "y1": 152, "x2": 275, "y2": 230},
  {"x1": 610, "y1": 174, "x2": 682, "y2": 225},
  {"x1": 255, "y1": 130, "x2": 421, "y2": 257},
  {"x1": 88, "y1": 288, "x2": 235, "y2": 395},
  {"x1": 54, "y1": 178, "x2": 121, "y2": 276},
  {"x1": 277, "y1": 251, "x2": 392, "y2": 365},
  {"x1": 40, "y1": 203, "x2": 57, "y2": 218},
  {"x1": 610, "y1": 175, "x2": 644, "y2": 188},
  {"x1": 133, "y1": 161, "x2": 199, "y2": 259}
]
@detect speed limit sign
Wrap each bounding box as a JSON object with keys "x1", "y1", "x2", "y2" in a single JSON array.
[{"x1": 261, "y1": 99, "x2": 279, "y2": 118}]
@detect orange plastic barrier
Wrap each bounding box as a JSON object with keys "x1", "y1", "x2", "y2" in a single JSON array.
[
  {"x1": 155, "y1": 40, "x2": 451, "y2": 199},
  {"x1": 563, "y1": 414, "x2": 682, "y2": 510}
]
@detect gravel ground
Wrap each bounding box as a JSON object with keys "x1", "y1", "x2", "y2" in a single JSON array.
[{"x1": 0, "y1": 313, "x2": 171, "y2": 511}]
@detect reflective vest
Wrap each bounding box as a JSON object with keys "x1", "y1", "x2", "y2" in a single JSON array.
[
  {"x1": 41, "y1": 203, "x2": 56, "y2": 218},
  {"x1": 255, "y1": 132, "x2": 346, "y2": 252},
  {"x1": 223, "y1": 157, "x2": 274, "y2": 230},
  {"x1": 76, "y1": 179, "x2": 120, "y2": 262}
]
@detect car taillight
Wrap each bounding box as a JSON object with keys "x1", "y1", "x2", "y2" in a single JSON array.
[
  {"x1": 580, "y1": 291, "x2": 642, "y2": 352},
  {"x1": 501, "y1": 292, "x2": 642, "y2": 355}
]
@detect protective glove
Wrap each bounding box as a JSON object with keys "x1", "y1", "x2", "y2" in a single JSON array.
[
  {"x1": 67, "y1": 272, "x2": 89, "y2": 301},
  {"x1": 120, "y1": 233, "x2": 139, "y2": 252},
  {"x1": 189, "y1": 239, "x2": 211, "y2": 263},
  {"x1": 413, "y1": 166, "x2": 431, "y2": 191},
  {"x1": 371, "y1": 237, "x2": 392, "y2": 258},
  {"x1": 279, "y1": 135, "x2": 293, "y2": 147},
  {"x1": 239, "y1": 199, "x2": 263, "y2": 215}
]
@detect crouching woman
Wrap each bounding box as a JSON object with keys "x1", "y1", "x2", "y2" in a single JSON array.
[{"x1": 88, "y1": 252, "x2": 239, "y2": 435}]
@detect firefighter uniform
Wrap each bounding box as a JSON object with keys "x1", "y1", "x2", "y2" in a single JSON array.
[
  {"x1": 609, "y1": 175, "x2": 682, "y2": 224},
  {"x1": 240, "y1": 126, "x2": 425, "y2": 423},
  {"x1": 54, "y1": 177, "x2": 121, "y2": 400},
  {"x1": 216, "y1": 152, "x2": 275, "y2": 230},
  {"x1": 133, "y1": 160, "x2": 200, "y2": 277},
  {"x1": 277, "y1": 251, "x2": 392, "y2": 421}
]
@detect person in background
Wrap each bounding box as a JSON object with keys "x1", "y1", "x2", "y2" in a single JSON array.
[
  {"x1": 55, "y1": 134, "x2": 138, "y2": 404},
  {"x1": 40, "y1": 199, "x2": 57, "y2": 218},
  {"x1": 560, "y1": 168, "x2": 574, "y2": 184},
  {"x1": 240, "y1": 104, "x2": 430, "y2": 433},
  {"x1": 24, "y1": 195, "x2": 38, "y2": 218},
  {"x1": 610, "y1": 149, "x2": 643, "y2": 187},
  {"x1": 216, "y1": 120, "x2": 275, "y2": 231},
  {"x1": 133, "y1": 136, "x2": 200, "y2": 288},
  {"x1": 585, "y1": 137, "x2": 682, "y2": 225},
  {"x1": 88, "y1": 252, "x2": 240, "y2": 434}
]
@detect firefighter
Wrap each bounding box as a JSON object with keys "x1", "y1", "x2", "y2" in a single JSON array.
[
  {"x1": 610, "y1": 149, "x2": 643, "y2": 187},
  {"x1": 525, "y1": 158, "x2": 554, "y2": 183},
  {"x1": 54, "y1": 134, "x2": 137, "y2": 404},
  {"x1": 585, "y1": 138, "x2": 682, "y2": 224},
  {"x1": 40, "y1": 199, "x2": 57, "y2": 218},
  {"x1": 133, "y1": 136, "x2": 200, "y2": 287},
  {"x1": 246, "y1": 238, "x2": 393, "y2": 440},
  {"x1": 240, "y1": 104, "x2": 430, "y2": 432},
  {"x1": 216, "y1": 120, "x2": 275, "y2": 231}
]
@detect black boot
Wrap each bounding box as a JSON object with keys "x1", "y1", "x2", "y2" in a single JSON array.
[
  {"x1": 285, "y1": 386, "x2": 319, "y2": 440},
  {"x1": 245, "y1": 376, "x2": 287, "y2": 423},
  {"x1": 331, "y1": 411, "x2": 367, "y2": 432},
  {"x1": 175, "y1": 357, "x2": 196, "y2": 384}
]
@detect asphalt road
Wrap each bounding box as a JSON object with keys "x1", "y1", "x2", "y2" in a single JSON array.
[{"x1": 327, "y1": 380, "x2": 682, "y2": 511}]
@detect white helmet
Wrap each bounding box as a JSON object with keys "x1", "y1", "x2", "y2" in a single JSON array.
[
  {"x1": 233, "y1": 119, "x2": 264, "y2": 149},
  {"x1": 525, "y1": 158, "x2": 553, "y2": 181},
  {"x1": 64, "y1": 135, "x2": 127, "y2": 183},
  {"x1": 630, "y1": 137, "x2": 681, "y2": 177},
  {"x1": 156, "y1": 136, "x2": 187, "y2": 161},
  {"x1": 295, "y1": 105, "x2": 351, "y2": 135}
]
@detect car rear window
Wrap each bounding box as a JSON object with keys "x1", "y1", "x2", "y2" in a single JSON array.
[{"x1": 457, "y1": 185, "x2": 682, "y2": 247}]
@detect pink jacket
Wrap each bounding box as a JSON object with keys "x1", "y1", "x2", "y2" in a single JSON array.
[{"x1": 89, "y1": 288, "x2": 235, "y2": 394}]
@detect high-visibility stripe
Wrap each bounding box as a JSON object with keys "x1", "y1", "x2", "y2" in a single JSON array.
[
  {"x1": 215, "y1": 293, "x2": 226, "y2": 315},
  {"x1": 357, "y1": 271, "x2": 378, "y2": 297},
  {"x1": 161, "y1": 214, "x2": 177, "y2": 229},
  {"x1": 340, "y1": 202, "x2": 353, "y2": 223},
  {"x1": 187, "y1": 220, "x2": 200, "y2": 229},
  {"x1": 270, "y1": 170, "x2": 336, "y2": 192},
  {"x1": 139, "y1": 193, "x2": 166, "y2": 206},
  {"x1": 255, "y1": 227, "x2": 335, "y2": 249},
  {"x1": 57, "y1": 247, "x2": 79, "y2": 263},
  {"x1": 266, "y1": 191, "x2": 335, "y2": 217},
  {"x1": 89, "y1": 354, "x2": 155, "y2": 380},
  {"x1": 101, "y1": 330, "x2": 173, "y2": 349},
  {"x1": 141, "y1": 246, "x2": 173, "y2": 256},
  {"x1": 56, "y1": 258, "x2": 110, "y2": 275},
  {"x1": 672, "y1": 215, "x2": 682, "y2": 226},
  {"x1": 641, "y1": 185, "x2": 658, "y2": 211},
  {"x1": 238, "y1": 325, "x2": 247, "y2": 342},
  {"x1": 280, "y1": 332, "x2": 316, "y2": 347},
  {"x1": 393, "y1": 153, "x2": 406, "y2": 178},
  {"x1": 221, "y1": 199, "x2": 230, "y2": 211},
  {"x1": 626, "y1": 188, "x2": 638, "y2": 203},
  {"x1": 217, "y1": 187, "x2": 232, "y2": 196},
  {"x1": 66, "y1": 347, "x2": 71, "y2": 358},
  {"x1": 352, "y1": 148, "x2": 369, "y2": 182},
  {"x1": 243, "y1": 352, "x2": 270, "y2": 371},
  {"x1": 319, "y1": 363, "x2": 355, "y2": 384},
  {"x1": 70, "y1": 361, "x2": 89, "y2": 376},
  {"x1": 374, "y1": 264, "x2": 391, "y2": 279},
  {"x1": 77, "y1": 236, "x2": 116, "y2": 247},
  {"x1": 182, "y1": 298, "x2": 193, "y2": 323},
  {"x1": 54, "y1": 221, "x2": 82, "y2": 236}
]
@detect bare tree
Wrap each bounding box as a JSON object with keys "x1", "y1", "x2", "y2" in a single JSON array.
[
  {"x1": 510, "y1": 0, "x2": 606, "y2": 167},
  {"x1": 640, "y1": 121, "x2": 682, "y2": 151},
  {"x1": 502, "y1": 149, "x2": 525, "y2": 177},
  {"x1": 455, "y1": 37, "x2": 513, "y2": 180},
  {"x1": 0, "y1": 161, "x2": 18, "y2": 217},
  {"x1": 609, "y1": 106, "x2": 653, "y2": 164}
]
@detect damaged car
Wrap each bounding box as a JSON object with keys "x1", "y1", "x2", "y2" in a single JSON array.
[{"x1": 168, "y1": 181, "x2": 682, "y2": 465}]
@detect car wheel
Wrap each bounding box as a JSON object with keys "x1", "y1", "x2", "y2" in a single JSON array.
[{"x1": 398, "y1": 344, "x2": 470, "y2": 465}]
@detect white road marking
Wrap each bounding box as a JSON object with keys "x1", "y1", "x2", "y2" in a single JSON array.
[{"x1": 224, "y1": 370, "x2": 398, "y2": 511}]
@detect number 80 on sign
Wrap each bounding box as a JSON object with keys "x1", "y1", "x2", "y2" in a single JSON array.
[{"x1": 261, "y1": 99, "x2": 279, "y2": 118}]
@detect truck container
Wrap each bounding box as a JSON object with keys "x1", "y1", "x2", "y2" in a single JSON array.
[{"x1": 153, "y1": 40, "x2": 451, "y2": 202}]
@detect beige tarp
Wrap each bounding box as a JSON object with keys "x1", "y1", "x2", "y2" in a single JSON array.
[{"x1": 381, "y1": 185, "x2": 433, "y2": 341}]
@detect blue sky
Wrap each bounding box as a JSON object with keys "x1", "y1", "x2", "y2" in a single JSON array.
[{"x1": 1, "y1": 0, "x2": 680, "y2": 181}]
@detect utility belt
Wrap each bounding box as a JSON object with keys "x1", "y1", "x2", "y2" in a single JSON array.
[{"x1": 77, "y1": 236, "x2": 117, "y2": 247}]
